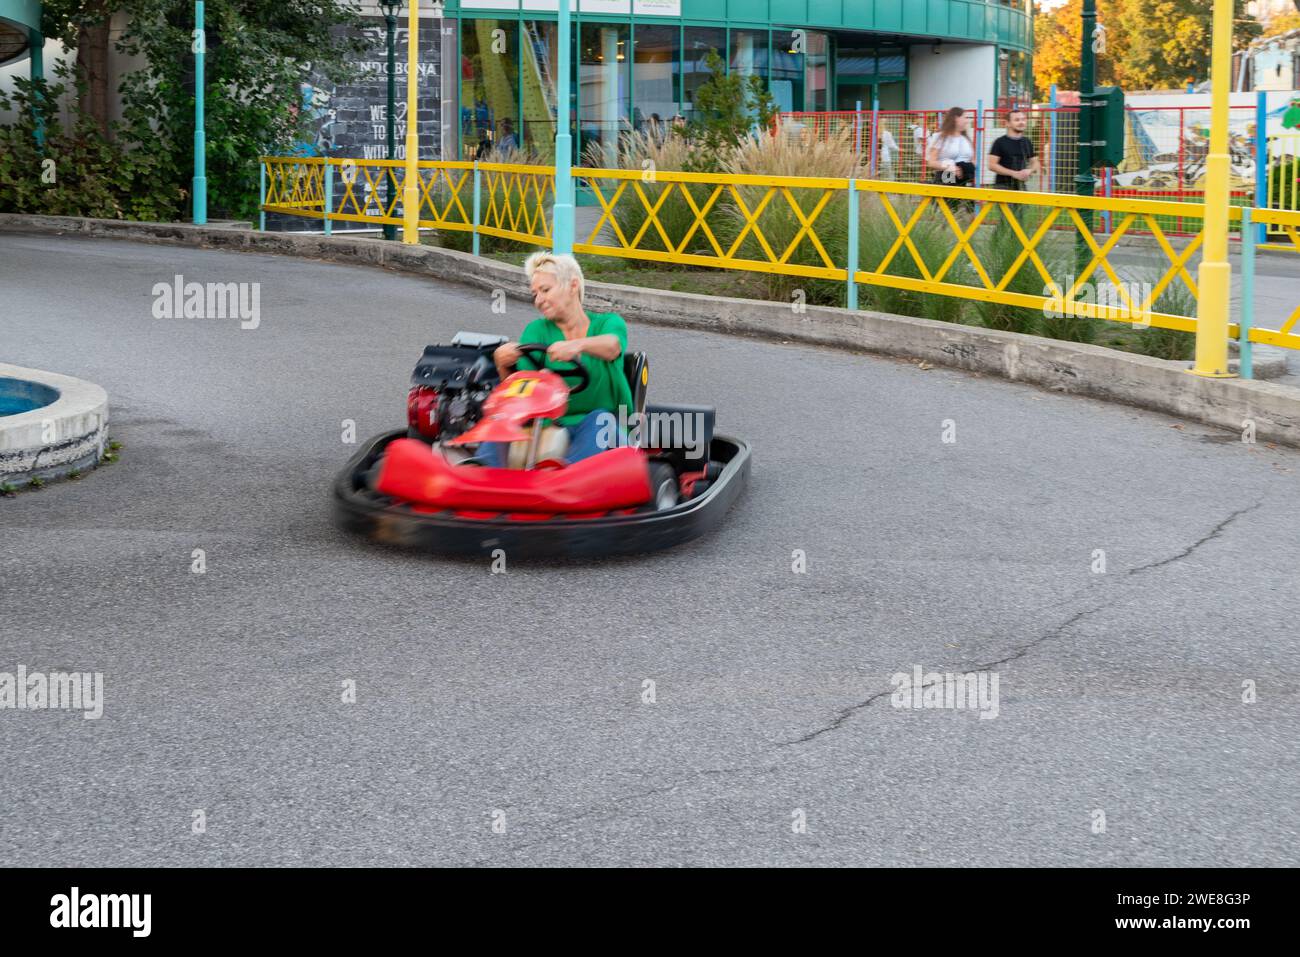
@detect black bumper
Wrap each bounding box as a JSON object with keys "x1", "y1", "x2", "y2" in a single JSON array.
[{"x1": 332, "y1": 430, "x2": 751, "y2": 559}]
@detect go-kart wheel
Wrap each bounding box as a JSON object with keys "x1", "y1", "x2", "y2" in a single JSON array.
[
  {"x1": 648, "y1": 462, "x2": 679, "y2": 511},
  {"x1": 363, "y1": 459, "x2": 386, "y2": 491},
  {"x1": 516, "y1": 342, "x2": 591, "y2": 394}
]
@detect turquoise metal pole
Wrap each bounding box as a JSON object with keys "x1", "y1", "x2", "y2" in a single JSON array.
[
  {"x1": 846, "y1": 180, "x2": 859, "y2": 310},
  {"x1": 1239, "y1": 207, "x2": 1255, "y2": 379},
  {"x1": 975, "y1": 98, "x2": 984, "y2": 184},
  {"x1": 870, "y1": 98, "x2": 880, "y2": 178},
  {"x1": 1255, "y1": 90, "x2": 1267, "y2": 246},
  {"x1": 29, "y1": 29, "x2": 45, "y2": 148},
  {"x1": 192, "y1": 1, "x2": 207, "y2": 225},
  {"x1": 552, "y1": 0, "x2": 574, "y2": 253},
  {"x1": 323, "y1": 162, "x2": 333, "y2": 236},
  {"x1": 472, "y1": 161, "x2": 481, "y2": 257},
  {"x1": 258, "y1": 160, "x2": 266, "y2": 231},
  {"x1": 1049, "y1": 84, "x2": 1058, "y2": 192}
]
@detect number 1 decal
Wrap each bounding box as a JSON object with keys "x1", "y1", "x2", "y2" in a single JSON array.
[{"x1": 503, "y1": 378, "x2": 539, "y2": 398}]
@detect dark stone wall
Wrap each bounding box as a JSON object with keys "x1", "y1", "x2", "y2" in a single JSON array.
[
  {"x1": 323, "y1": 16, "x2": 442, "y2": 162},
  {"x1": 266, "y1": 15, "x2": 445, "y2": 232}
]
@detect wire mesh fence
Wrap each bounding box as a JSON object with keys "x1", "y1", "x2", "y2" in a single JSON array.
[{"x1": 777, "y1": 104, "x2": 1265, "y2": 238}]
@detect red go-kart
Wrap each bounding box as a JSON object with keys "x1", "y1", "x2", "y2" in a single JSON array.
[{"x1": 333, "y1": 332, "x2": 750, "y2": 558}]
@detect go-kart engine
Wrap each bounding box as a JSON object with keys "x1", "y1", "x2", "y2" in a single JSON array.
[{"x1": 406, "y1": 335, "x2": 504, "y2": 441}]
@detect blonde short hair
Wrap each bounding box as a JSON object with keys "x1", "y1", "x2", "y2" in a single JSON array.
[{"x1": 524, "y1": 251, "x2": 585, "y2": 304}]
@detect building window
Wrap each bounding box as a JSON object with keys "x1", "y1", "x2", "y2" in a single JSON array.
[
  {"x1": 580, "y1": 22, "x2": 629, "y2": 166},
  {"x1": 461, "y1": 19, "x2": 520, "y2": 159},
  {"x1": 804, "y1": 30, "x2": 828, "y2": 112},
  {"x1": 633, "y1": 24, "x2": 678, "y2": 137},
  {"x1": 730, "y1": 28, "x2": 768, "y2": 84},
  {"x1": 770, "y1": 29, "x2": 804, "y2": 113},
  {"x1": 682, "y1": 26, "x2": 726, "y2": 120},
  {"x1": 877, "y1": 46, "x2": 905, "y2": 77},
  {"x1": 520, "y1": 20, "x2": 579, "y2": 163},
  {"x1": 998, "y1": 49, "x2": 1029, "y2": 110}
]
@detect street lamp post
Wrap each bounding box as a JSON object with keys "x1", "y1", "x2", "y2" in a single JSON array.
[
  {"x1": 552, "y1": 0, "x2": 575, "y2": 254},
  {"x1": 1074, "y1": 0, "x2": 1097, "y2": 275},
  {"x1": 193, "y1": 0, "x2": 207, "y2": 225},
  {"x1": 381, "y1": 0, "x2": 401, "y2": 242},
  {"x1": 30, "y1": 28, "x2": 46, "y2": 149},
  {"x1": 401, "y1": 0, "x2": 421, "y2": 243},
  {"x1": 1191, "y1": 0, "x2": 1235, "y2": 377}
]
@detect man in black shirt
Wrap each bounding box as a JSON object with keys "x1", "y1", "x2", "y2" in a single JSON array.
[{"x1": 987, "y1": 110, "x2": 1040, "y2": 190}]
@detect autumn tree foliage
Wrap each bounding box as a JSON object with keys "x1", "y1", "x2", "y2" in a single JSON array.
[{"x1": 1033, "y1": 0, "x2": 1263, "y2": 99}]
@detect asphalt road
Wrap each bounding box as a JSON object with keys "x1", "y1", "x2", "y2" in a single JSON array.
[{"x1": 2, "y1": 231, "x2": 1298, "y2": 867}]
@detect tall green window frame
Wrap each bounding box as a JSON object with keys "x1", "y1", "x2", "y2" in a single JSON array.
[
  {"x1": 454, "y1": 15, "x2": 956, "y2": 158},
  {"x1": 456, "y1": 15, "x2": 773, "y2": 163},
  {"x1": 460, "y1": 19, "x2": 521, "y2": 159}
]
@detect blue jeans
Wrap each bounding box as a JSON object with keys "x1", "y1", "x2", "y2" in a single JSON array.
[{"x1": 475, "y1": 410, "x2": 624, "y2": 467}]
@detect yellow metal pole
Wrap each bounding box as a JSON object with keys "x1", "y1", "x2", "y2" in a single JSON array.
[
  {"x1": 1191, "y1": 0, "x2": 1234, "y2": 377},
  {"x1": 401, "y1": 0, "x2": 421, "y2": 244}
]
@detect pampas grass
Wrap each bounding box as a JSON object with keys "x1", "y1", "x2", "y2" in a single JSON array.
[{"x1": 580, "y1": 131, "x2": 711, "y2": 264}]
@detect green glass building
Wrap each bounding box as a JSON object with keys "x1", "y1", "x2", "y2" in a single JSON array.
[{"x1": 450, "y1": 0, "x2": 1034, "y2": 161}]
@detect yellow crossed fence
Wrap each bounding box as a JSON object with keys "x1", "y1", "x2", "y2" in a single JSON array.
[
  {"x1": 852, "y1": 180, "x2": 1216, "y2": 334},
  {"x1": 574, "y1": 169, "x2": 1215, "y2": 334},
  {"x1": 575, "y1": 167, "x2": 847, "y2": 281},
  {"x1": 330, "y1": 158, "x2": 474, "y2": 231},
  {"x1": 1245, "y1": 206, "x2": 1300, "y2": 351},
  {"x1": 261, "y1": 156, "x2": 325, "y2": 213},
  {"x1": 258, "y1": 157, "x2": 551, "y2": 238},
  {"x1": 478, "y1": 161, "x2": 554, "y2": 245},
  {"x1": 260, "y1": 156, "x2": 1300, "y2": 355}
]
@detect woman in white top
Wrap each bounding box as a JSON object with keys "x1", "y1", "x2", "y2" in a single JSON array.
[{"x1": 925, "y1": 107, "x2": 975, "y2": 187}]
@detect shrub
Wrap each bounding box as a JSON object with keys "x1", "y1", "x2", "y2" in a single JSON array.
[
  {"x1": 1129, "y1": 267, "x2": 1197, "y2": 361},
  {"x1": 580, "y1": 131, "x2": 709, "y2": 265},
  {"x1": 0, "y1": 77, "x2": 184, "y2": 220},
  {"x1": 721, "y1": 127, "x2": 864, "y2": 302},
  {"x1": 1, "y1": 3, "x2": 363, "y2": 222},
  {"x1": 683, "y1": 49, "x2": 777, "y2": 173},
  {"x1": 1266, "y1": 154, "x2": 1300, "y2": 236},
  {"x1": 856, "y1": 194, "x2": 973, "y2": 323},
  {"x1": 977, "y1": 215, "x2": 1045, "y2": 335}
]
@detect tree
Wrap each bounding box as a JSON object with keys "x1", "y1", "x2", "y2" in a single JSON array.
[
  {"x1": 1107, "y1": 0, "x2": 1260, "y2": 89},
  {"x1": 684, "y1": 50, "x2": 778, "y2": 170},
  {"x1": 14, "y1": 2, "x2": 366, "y2": 220},
  {"x1": 1261, "y1": 10, "x2": 1300, "y2": 37},
  {"x1": 1032, "y1": 0, "x2": 1262, "y2": 97},
  {"x1": 41, "y1": 0, "x2": 117, "y2": 136},
  {"x1": 1033, "y1": 0, "x2": 1126, "y2": 98},
  {"x1": 116, "y1": 1, "x2": 366, "y2": 218}
]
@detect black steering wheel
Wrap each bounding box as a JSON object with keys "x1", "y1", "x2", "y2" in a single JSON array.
[{"x1": 515, "y1": 342, "x2": 590, "y2": 394}]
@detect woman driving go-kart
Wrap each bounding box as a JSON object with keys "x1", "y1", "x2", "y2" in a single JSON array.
[
  {"x1": 333, "y1": 249, "x2": 752, "y2": 557},
  {"x1": 473, "y1": 251, "x2": 634, "y2": 467}
]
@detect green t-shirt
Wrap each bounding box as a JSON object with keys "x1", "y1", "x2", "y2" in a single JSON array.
[{"x1": 516, "y1": 312, "x2": 634, "y2": 427}]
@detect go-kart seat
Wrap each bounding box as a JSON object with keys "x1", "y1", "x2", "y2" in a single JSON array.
[{"x1": 623, "y1": 351, "x2": 649, "y2": 415}]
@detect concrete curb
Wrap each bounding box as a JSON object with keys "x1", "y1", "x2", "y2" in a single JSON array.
[
  {"x1": 4, "y1": 212, "x2": 1299, "y2": 448},
  {"x1": 0, "y1": 362, "x2": 109, "y2": 484}
]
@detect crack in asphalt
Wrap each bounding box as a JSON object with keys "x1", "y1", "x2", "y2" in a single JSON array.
[
  {"x1": 773, "y1": 605, "x2": 1104, "y2": 748},
  {"x1": 1125, "y1": 500, "x2": 1264, "y2": 577},
  {"x1": 776, "y1": 500, "x2": 1266, "y2": 748}
]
